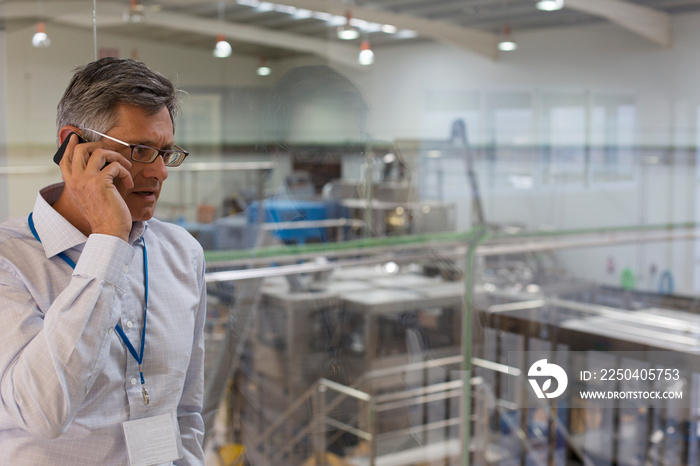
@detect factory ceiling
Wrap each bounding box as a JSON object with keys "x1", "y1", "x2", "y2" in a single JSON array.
[{"x1": 3, "y1": 0, "x2": 700, "y2": 66}]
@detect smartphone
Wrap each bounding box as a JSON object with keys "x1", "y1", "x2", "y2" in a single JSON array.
[{"x1": 53, "y1": 132, "x2": 88, "y2": 165}]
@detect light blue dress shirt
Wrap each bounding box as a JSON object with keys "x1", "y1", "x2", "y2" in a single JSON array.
[{"x1": 0, "y1": 183, "x2": 206, "y2": 465}]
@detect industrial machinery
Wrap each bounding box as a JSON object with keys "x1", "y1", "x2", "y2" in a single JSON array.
[
  {"x1": 202, "y1": 221, "x2": 700, "y2": 466},
  {"x1": 228, "y1": 265, "x2": 465, "y2": 465}
]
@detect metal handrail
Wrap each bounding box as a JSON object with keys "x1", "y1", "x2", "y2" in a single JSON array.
[
  {"x1": 255, "y1": 353, "x2": 576, "y2": 465},
  {"x1": 204, "y1": 222, "x2": 700, "y2": 269},
  {"x1": 373, "y1": 379, "x2": 463, "y2": 404},
  {"x1": 257, "y1": 355, "x2": 470, "y2": 463},
  {"x1": 257, "y1": 354, "x2": 470, "y2": 464},
  {"x1": 317, "y1": 377, "x2": 372, "y2": 401},
  {"x1": 325, "y1": 417, "x2": 373, "y2": 442},
  {"x1": 363, "y1": 355, "x2": 463, "y2": 379},
  {"x1": 258, "y1": 381, "x2": 320, "y2": 442},
  {"x1": 263, "y1": 377, "x2": 375, "y2": 465}
]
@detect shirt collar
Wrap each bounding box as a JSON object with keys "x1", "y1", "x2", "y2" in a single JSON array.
[{"x1": 33, "y1": 182, "x2": 148, "y2": 259}]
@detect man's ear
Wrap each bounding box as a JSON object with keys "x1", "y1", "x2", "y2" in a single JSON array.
[{"x1": 58, "y1": 126, "x2": 82, "y2": 146}]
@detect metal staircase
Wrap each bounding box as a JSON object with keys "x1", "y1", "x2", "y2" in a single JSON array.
[{"x1": 241, "y1": 354, "x2": 590, "y2": 466}]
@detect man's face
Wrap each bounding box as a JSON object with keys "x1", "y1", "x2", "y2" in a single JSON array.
[{"x1": 103, "y1": 104, "x2": 173, "y2": 222}]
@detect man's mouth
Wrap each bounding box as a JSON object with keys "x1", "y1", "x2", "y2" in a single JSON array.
[{"x1": 133, "y1": 188, "x2": 158, "y2": 199}]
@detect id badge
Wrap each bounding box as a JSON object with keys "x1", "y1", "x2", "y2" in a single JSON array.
[{"x1": 122, "y1": 412, "x2": 183, "y2": 466}]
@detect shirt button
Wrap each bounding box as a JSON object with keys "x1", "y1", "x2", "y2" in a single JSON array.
[
  {"x1": 126, "y1": 320, "x2": 133, "y2": 329},
  {"x1": 107, "y1": 328, "x2": 113, "y2": 334},
  {"x1": 124, "y1": 266, "x2": 129, "y2": 273},
  {"x1": 130, "y1": 378, "x2": 137, "y2": 385}
]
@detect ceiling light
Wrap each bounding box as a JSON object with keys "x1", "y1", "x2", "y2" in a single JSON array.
[
  {"x1": 383, "y1": 262, "x2": 399, "y2": 274},
  {"x1": 338, "y1": 25, "x2": 359, "y2": 39},
  {"x1": 395, "y1": 29, "x2": 417, "y2": 39},
  {"x1": 214, "y1": 2, "x2": 231, "y2": 58},
  {"x1": 213, "y1": 33, "x2": 232, "y2": 58},
  {"x1": 498, "y1": 39, "x2": 517, "y2": 51},
  {"x1": 349, "y1": 18, "x2": 368, "y2": 29},
  {"x1": 31, "y1": 22, "x2": 51, "y2": 48},
  {"x1": 498, "y1": 25, "x2": 517, "y2": 51},
  {"x1": 123, "y1": 0, "x2": 145, "y2": 23},
  {"x1": 123, "y1": 10, "x2": 144, "y2": 23},
  {"x1": 338, "y1": 26, "x2": 360, "y2": 40},
  {"x1": 536, "y1": 0, "x2": 564, "y2": 11},
  {"x1": 358, "y1": 40, "x2": 374, "y2": 65},
  {"x1": 256, "y1": 2, "x2": 274, "y2": 12},
  {"x1": 257, "y1": 57, "x2": 271, "y2": 76},
  {"x1": 274, "y1": 4, "x2": 296, "y2": 14},
  {"x1": 313, "y1": 11, "x2": 332, "y2": 21},
  {"x1": 337, "y1": 11, "x2": 360, "y2": 40},
  {"x1": 381, "y1": 24, "x2": 397, "y2": 34},
  {"x1": 364, "y1": 22, "x2": 383, "y2": 33},
  {"x1": 293, "y1": 8, "x2": 312, "y2": 19},
  {"x1": 330, "y1": 15, "x2": 347, "y2": 26}
]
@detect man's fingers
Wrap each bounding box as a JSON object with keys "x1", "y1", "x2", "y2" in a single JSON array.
[
  {"x1": 84, "y1": 148, "x2": 132, "y2": 174},
  {"x1": 103, "y1": 162, "x2": 135, "y2": 190},
  {"x1": 64, "y1": 139, "x2": 103, "y2": 175},
  {"x1": 63, "y1": 138, "x2": 131, "y2": 176},
  {"x1": 58, "y1": 133, "x2": 81, "y2": 173}
]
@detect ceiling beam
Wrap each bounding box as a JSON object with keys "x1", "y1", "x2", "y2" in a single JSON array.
[
  {"x1": 0, "y1": 1, "x2": 89, "y2": 20},
  {"x1": 270, "y1": 0, "x2": 499, "y2": 59},
  {"x1": 563, "y1": 0, "x2": 671, "y2": 47},
  {"x1": 132, "y1": 7, "x2": 365, "y2": 69},
  {"x1": 2, "y1": 1, "x2": 365, "y2": 69}
]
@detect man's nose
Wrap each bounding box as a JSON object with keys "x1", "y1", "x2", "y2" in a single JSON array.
[{"x1": 142, "y1": 154, "x2": 169, "y2": 182}]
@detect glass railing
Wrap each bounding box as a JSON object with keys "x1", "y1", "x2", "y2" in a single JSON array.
[{"x1": 202, "y1": 217, "x2": 700, "y2": 465}]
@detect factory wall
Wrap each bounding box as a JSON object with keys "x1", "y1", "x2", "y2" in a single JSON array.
[
  {"x1": 12, "y1": 13, "x2": 700, "y2": 148},
  {"x1": 341, "y1": 14, "x2": 700, "y2": 147},
  {"x1": 320, "y1": 13, "x2": 700, "y2": 295}
]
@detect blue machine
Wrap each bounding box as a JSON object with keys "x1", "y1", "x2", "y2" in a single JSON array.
[{"x1": 247, "y1": 199, "x2": 341, "y2": 245}]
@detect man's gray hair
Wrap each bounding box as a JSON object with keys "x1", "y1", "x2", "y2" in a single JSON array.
[{"x1": 56, "y1": 57, "x2": 180, "y2": 144}]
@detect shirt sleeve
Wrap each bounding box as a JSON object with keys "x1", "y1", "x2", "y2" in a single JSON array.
[
  {"x1": 175, "y1": 244, "x2": 206, "y2": 465},
  {"x1": 0, "y1": 234, "x2": 134, "y2": 439}
]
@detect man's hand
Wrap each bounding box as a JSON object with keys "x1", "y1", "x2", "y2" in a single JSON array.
[{"x1": 59, "y1": 133, "x2": 134, "y2": 242}]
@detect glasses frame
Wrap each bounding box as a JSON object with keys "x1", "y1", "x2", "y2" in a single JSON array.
[{"x1": 81, "y1": 127, "x2": 189, "y2": 167}]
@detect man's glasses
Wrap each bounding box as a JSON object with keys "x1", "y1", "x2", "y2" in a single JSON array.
[{"x1": 81, "y1": 128, "x2": 189, "y2": 167}]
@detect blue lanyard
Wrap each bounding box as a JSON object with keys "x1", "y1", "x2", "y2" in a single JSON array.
[{"x1": 28, "y1": 212, "x2": 150, "y2": 402}]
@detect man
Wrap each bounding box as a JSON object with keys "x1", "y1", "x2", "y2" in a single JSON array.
[{"x1": 0, "y1": 57, "x2": 206, "y2": 465}]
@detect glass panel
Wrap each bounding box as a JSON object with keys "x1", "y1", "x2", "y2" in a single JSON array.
[
  {"x1": 541, "y1": 91, "x2": 588, "y2": 186},
  {"x1": 590, "y1": 93, "x2": 637, "y2": 184},
  {"x1": 3, "y1": 3, "x2": 700, "y2": 466}
]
